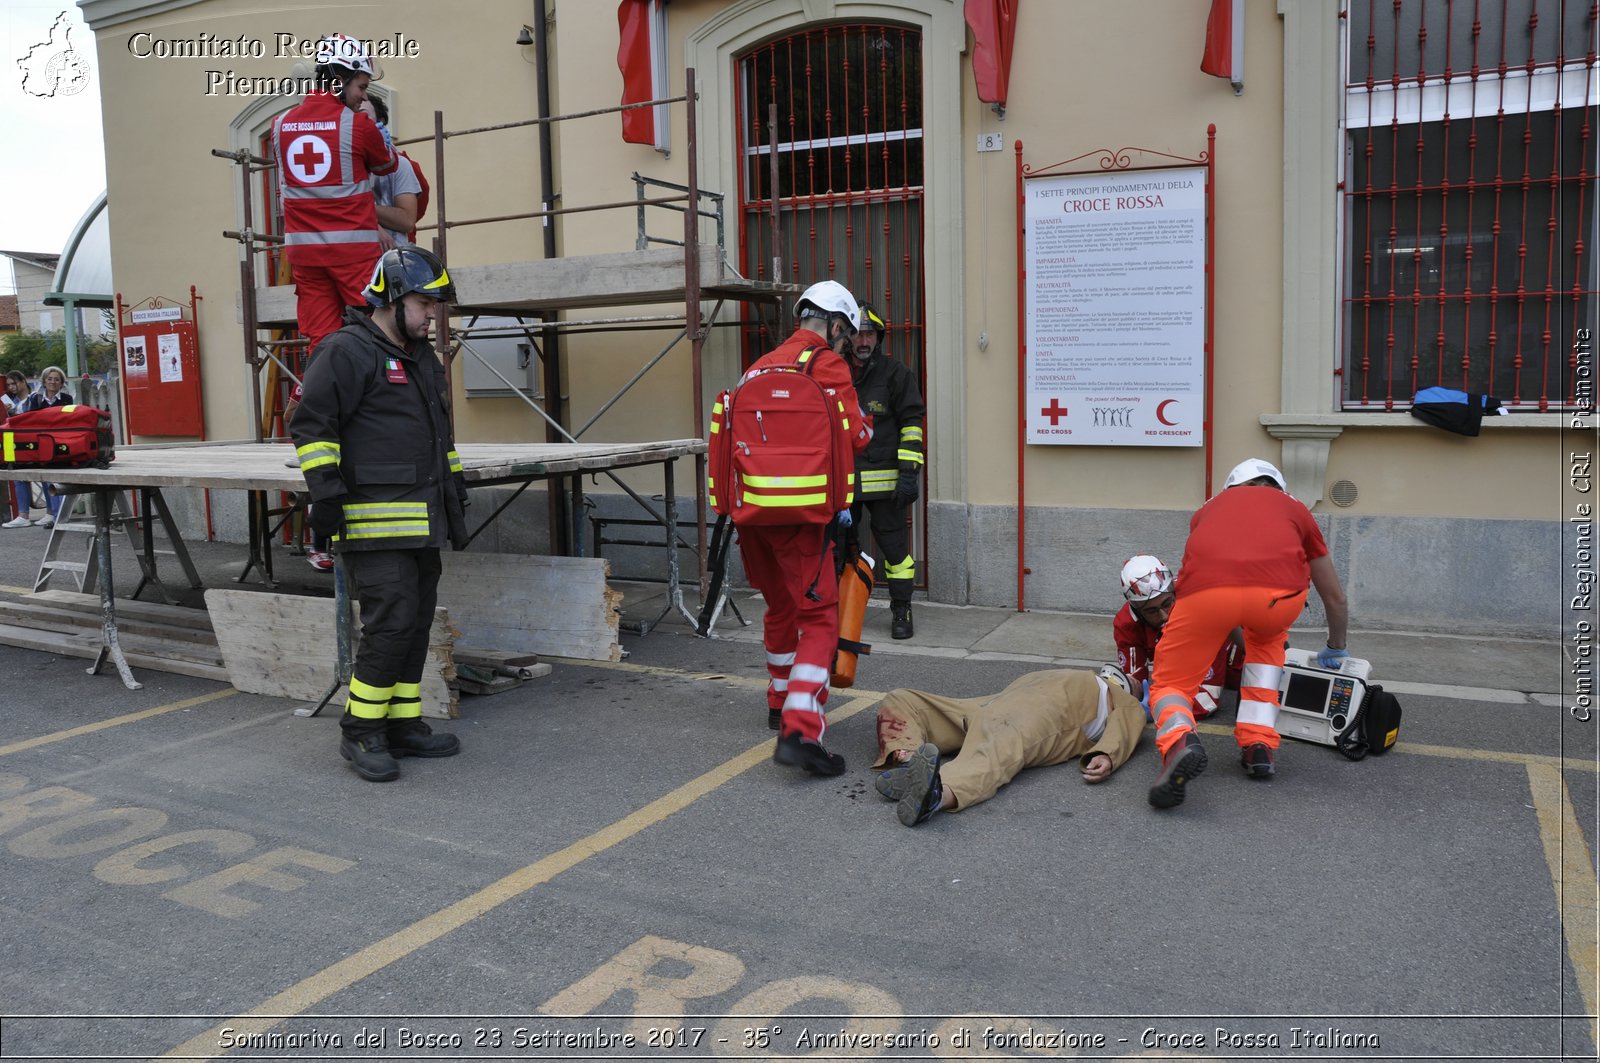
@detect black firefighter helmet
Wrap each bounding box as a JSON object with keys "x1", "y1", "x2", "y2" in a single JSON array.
[{"x1": 364, "y1": 246, "x2": 456, "y2": 307}]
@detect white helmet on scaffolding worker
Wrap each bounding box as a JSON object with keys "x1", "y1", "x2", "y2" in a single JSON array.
[
  {"x1": 315, "y1": 33, "x2": 379, "y2": 107},
  {"x1": 793, "y1": 279, "x2": 861, "y2": 356}
]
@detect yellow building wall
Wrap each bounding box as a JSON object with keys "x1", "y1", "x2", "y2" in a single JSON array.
[{"x1": 91, "y1": 0, "x2": 1565, "y2": 521}]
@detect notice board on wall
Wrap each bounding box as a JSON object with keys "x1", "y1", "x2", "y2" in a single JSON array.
[
  {"x1": 120, "y1": 301, "x2": 203, "y2": 437},
  {"x1": 1022, "y1": 166, "x2": 1207, "y2": 447}
]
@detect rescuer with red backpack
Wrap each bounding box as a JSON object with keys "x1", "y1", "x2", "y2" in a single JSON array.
[{"x1": 710, "y1": 280, "x2": 873, "y2": 775}]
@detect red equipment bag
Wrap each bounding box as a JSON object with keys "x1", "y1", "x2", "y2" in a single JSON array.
[
  {"x1": 707, "y1": 349, "x2": 853, "y2": 527},
  {"x1": 0, "y1": 404, "x2": 115, "y2": 469}
]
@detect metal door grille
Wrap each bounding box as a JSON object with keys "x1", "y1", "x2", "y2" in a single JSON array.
[
  {"x1": 736, "y1": 23, "x2": 927, "y2": 381},
  {"x1": 1341, "y1": 0, "x2": 1598, "y2": 410}
]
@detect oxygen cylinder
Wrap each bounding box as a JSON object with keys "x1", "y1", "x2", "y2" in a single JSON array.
[{"x1": 832, "y1": 550, "x2": 875, "y2": 687}]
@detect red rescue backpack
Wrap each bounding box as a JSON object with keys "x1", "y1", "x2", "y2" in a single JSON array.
[
  {"x1": 708, "y1": 348, "x2": 854, "y2": 526},
  {"x1": 0, "y1": 404, "x2": 115, "y2": 468}
]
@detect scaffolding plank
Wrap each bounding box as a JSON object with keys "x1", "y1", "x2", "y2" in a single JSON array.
[
  {"x1": 205, "y1": 590, "x2": 459, "y2": 719},
  {"x1": 246, "y1": 245, "x2": 795, "y2": 326},
  {"x1": 0, "y1": 441, "x2": 704, "y2": 493},
  {"x1": 439, "y1": 552, "x2": 622, "y2": 662}
]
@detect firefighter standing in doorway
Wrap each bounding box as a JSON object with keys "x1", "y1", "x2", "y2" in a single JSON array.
[
  {"x1": 848, "y1": 303, "x2": 926, "y2": 640},
  {"x1": 290, "y1": 247, "x2": 469, "y2": 782},
  {"x1": 740, "y1": 280, "x2": 874, "y2": 776}
]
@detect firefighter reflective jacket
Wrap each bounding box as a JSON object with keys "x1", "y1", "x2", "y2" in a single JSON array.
[
  {"x1": 851, "y1": 352, "x2": 924, "y2": 497},
  {"x1": 273, "y1": 91, "x2": 396, "y2": 268},
  {"x1": 290, "y1": 308, "x2": 468, "y2": 552}
]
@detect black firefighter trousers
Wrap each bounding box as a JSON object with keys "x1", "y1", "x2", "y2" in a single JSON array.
[{"x1": 343, "y1": 547, "x2": 443, "y2": 712}]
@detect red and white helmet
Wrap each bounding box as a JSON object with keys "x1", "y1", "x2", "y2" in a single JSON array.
[
  {"x1": 315, "y1": 33, "x2": 377, "y2": 77},
  {"x1": 1119, "y1": 554, "x2": 1173, "y2": 603}
]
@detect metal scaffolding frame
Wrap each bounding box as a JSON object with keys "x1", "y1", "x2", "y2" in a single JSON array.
[{"x1": 216, "y1": 68, "x2": 796, "y2": 627}]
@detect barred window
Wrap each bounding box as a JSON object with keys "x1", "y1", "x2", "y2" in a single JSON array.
[{"x1": 1341, "y1": 0, "x2": 1598, "y2": 410}]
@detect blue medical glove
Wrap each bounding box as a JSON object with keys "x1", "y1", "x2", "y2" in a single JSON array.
[
  {"x1": 835, "y1": 508, "x2": 853, "y2": 529},
  {"x1": 1317, "y1": 644, "x2": 1350, "y2": 669},
  {"x1": 1140, "y1": 682, "x2": 1153, "y2": 723}
]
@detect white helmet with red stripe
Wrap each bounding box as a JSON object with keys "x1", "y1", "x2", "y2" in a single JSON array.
[
  {"x1": 315, "y1": 33, "x2": 377, "y2": 77},
  {"x1": 1119, "y1": 554, "x2": 1173, "y2": 603}
]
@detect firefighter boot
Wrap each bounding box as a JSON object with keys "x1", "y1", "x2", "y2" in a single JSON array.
[
  {"x1": 891, "y1": 601, "x2": 914, "y2": 640},
  {"x1": 339, "y1": 713, "x2": 400, "y2": 782},
  {"x1": 388, "y1": 718, "x2": 461, "y2": 758}
]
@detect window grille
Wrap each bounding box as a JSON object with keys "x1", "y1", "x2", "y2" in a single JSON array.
[
  {"x1": 1341, "y1": 0, "x2": 1598, "y2": 410},
  {"x1": 736, "y1": 24, "x2": 927, "y2": 382}
]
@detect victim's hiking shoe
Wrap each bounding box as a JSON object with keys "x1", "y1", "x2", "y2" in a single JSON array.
[
  {"x1": 1148, "y1": 731, "x2": 1207, "y2": 809},
  {"x1": 339, "y1": 730, "x2": 400, "y2": 782},
  {"x1": 875, "y1": 764, "x2": 910, "y2": 800},
  {"x1": 387, "y1": 718, "x2": 461, "y2": 758},
  {"x1": 895, "y1": 743, "x2": 943, "y2": 826},
  {"x1": 773, "y1": 732, "x2": 846, "y2": 776},
  {"x1": 1240, "y1": 742, "x2": 1276, "y2": 779}
]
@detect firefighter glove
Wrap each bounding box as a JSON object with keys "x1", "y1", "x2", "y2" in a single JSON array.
[
  {"x1": 1316, "y1": 644, "x2": 1350, "y2": 670},
  {"x1": 308, "y1": 499, "x2": 343, "y2": 539},
  {"x1": 893, "y1": 466, "x2": 920, "y2": 508}
]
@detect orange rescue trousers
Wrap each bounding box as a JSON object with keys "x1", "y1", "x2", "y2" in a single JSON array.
[{"x1": 1148, "y1": 584, "x2": 1307, "y2": 757}]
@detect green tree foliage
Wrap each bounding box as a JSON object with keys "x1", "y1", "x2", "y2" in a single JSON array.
[{"x1": 1, "y1": 329, "x2": 116, "y2": 378}]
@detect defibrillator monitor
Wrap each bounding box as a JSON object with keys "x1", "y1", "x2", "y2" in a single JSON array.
[{"x1": 1275, "y1": 648, "x2": 1372, "y2": 747}]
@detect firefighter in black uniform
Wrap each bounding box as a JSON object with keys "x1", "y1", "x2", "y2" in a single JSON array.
[
  {"x1": 848, "y1": 303, "x2": 926, "y2": 640},
  {"x1": 291, "y1": 246, "x2": 469, "y2": 781}
]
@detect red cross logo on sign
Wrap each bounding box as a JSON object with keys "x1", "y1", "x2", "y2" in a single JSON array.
[
  {"x1": 1040, "y1": 398, "x2": 1069, "y2": 425},
  {"x1": 286, "y1": 134, "x2": 333, "y2": 183}
]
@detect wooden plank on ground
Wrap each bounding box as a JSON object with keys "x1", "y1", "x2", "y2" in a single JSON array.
[
  {"x1": 0, "y1": 600, "x2": 217, "y2": 647},
  {"x1": 27, "y1": 589, "x2": 216, "y2": 631},
  {"x1": 439, "y1": 552, "x2": 622, "y2": 662},
  {"x1": 205, "y1": 590, "x2": 459, "y2": 719},
  {"x1": 0, "y1": 621, "x2": 229, "y2": 682}
]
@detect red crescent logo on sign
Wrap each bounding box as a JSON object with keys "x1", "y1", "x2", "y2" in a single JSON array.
[{"x1": 1156, "y1": 399, "x2": 1179, "y2": 426}]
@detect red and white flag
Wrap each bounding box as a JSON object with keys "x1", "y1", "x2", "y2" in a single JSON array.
[{"x1": 1200, "y1": 0, "x2": 1244, "y2": 90}]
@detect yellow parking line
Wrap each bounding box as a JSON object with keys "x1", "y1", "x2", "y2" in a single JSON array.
[
  {"x1": 0, "y1": 583, "x2": 33, "y2": 595},
  {"x1": 0, "y1": 689, "x2": 237, "y2": 757},
  {"x1": 158, "y1": 693, "x2": 883, "y2": 1061},
  {"x1": 1527, "y1": 764, "x2": 1600, "y2": 1048}
]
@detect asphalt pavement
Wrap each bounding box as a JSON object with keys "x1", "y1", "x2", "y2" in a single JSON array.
[{"x1": 0, "y1": 522, "x2": 1592, "y2": 1063}]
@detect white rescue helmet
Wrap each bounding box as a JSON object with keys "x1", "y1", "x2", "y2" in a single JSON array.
[
  {"x1": 1097, "y1": 664, "x2": 1135, "y2": 697},
  {"x1": 1119, "y1": 554, "x2": 1173, "y2": 603},
  {"x1": 793, "y1": 280, "x2": 861, "y2": 334},
  {"x1": 315, "y1": 33, "x2": 377, "y2": 77},
  {"x1": 1223, "y1": 457, "x2": 1287, "y2": 491}
]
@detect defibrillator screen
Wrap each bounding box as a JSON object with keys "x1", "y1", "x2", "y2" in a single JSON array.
[{"x1": 1283, "y1": 672, "x2": 1330, "y2": 714}]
